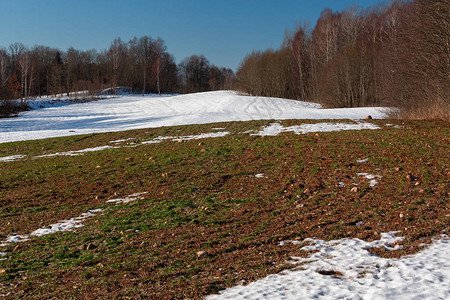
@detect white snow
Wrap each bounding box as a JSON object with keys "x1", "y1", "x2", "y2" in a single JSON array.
[
  {"x1": 142, "y1": 131, "x2": 230, "y2": 144},
  {"x1": 0, "y1": 192, "x2": 146, "y2": 248},
  {"x1": 108, "y1": 137, "x2": 136, "y2": 144},
  {"x1": 255, "y1": 174, "x2": 266, "y2": 178},
  {"x1": 252, "y1": 122, "x2": 380, "y2": 136},
  {"x1": 30, "y1": 209, "x2": 103, "y2": 237},
  {"x1": 35, "y1": 145, "x2": 116, "y2": 158},
  {"x1": 358, "y1": 173, "x2": 383, "y2": 187},
  {"x1": 357, "y1": 158, "x2": 369, "y2": 163},
  {"x1": 171, "y1": 131, "x2": 230, "y2": 142},
  {"x1": 0, "y1": 91, "x2": 385, "y2": 144},
  {"x1": 0, "y1": 235, "x2": 29, "y2": 247},
  {"x1": 0, "y1": 155, "x2": 25, "y2": 162},
  {"x1": 208, "y1": 233, "x2": 450, "y2": 300},
  {"x1": 106, "y1": 192, "x2": 147, "y2": 204},
  {"x1": 0, "y1": 132, "x2": 230, "y2": 163},
  {"x1": 0, "y1": 209, "x2": 103, "y2": 248}
]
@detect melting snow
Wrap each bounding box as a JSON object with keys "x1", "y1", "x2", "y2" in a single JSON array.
[
  {"x1": 357, "y1": 158, "x2": 369, "y2": 163},
  {"x1": 106, "y1": 192, "x2": 147, "y2": 204},
  {"x1": 253, "y1": 122, "x2": 380, "y2": 136},
  {"x1": 0, "y1": 192, "x2": 147, "y2": 249},
  {"x1": 171, "y1": 131, "x2": 229, "y2": 142},
  {"x1": 108, "y1": 138, "x2": 136, "y2": 144},
  {"x1": 30, "y1": 209, "x2": 103, "y2": 237},
  {"x1": 358, "y1": 173, "x2": 383, "y2": 187},
  {"x1": 35, "y1": 145, "x2": 116, "y2": 158},
  {"x1": 255, "y1": 174, "x2": 265, "y2": 178},
  {"x1": 0, "y1": 235, "x2": 29, "y2": 247},
  {"x1": 209, "y1": 233, "x2": 450, "y2": 300},
  {"x1": 0, "y1": 209, "x2": 103, "y2": 248},
  {"x1": 142, "y1": 131, "x2": 230, "y2": 144},
  {"x1": 0, "y1": 132, "x2": 230, "y2": 163},
  {"x1": 0, "y1": 155, "x2": 26, "y2": 162}
]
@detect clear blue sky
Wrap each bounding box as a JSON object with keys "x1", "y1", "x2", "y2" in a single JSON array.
[{"x1": 0, "y1": 0, "x2": 387, "y2": 71}]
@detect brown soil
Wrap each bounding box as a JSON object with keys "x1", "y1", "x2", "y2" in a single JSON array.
[{"x1": 0, "y1": 119, "x2": 448, "y2": 299}]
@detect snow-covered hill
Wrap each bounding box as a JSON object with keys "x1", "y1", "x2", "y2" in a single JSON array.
[{"x1": 0, "y1": 91, "x2": 385, "y2": 144}]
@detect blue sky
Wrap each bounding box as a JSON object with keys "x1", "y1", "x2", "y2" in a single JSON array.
[{"x1": 0, "y1": 0, "x2": 387, "y2": 71}]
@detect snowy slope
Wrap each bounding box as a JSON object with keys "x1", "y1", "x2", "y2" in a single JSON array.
[{"x1": 0, "y1": 91, "x2": 385, "y2": 144}]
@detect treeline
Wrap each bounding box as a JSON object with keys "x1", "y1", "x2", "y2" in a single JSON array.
[
  {"x1": 237, "y1": 0, "x2": 449, "y2": 119},
  {"x1": 0, "y1": 36, "x2": 234, "y2": 111}
]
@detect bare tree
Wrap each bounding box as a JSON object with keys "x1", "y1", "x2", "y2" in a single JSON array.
[
  {"x1": 0, "y1": 49, "x2": 10, "y2": 98},
  {"x1": 179, "y1": 55, "x2": 211, "y2": 93}
]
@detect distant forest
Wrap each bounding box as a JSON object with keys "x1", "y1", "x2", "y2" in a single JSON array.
[
  {"x1": 237, "y1": 0, "x2": 448, "y2": 119},
  {"x1": 1, "y1": 0, "x2": 448, "y2": 119},
  {"x1": 0, "y1": 36, "x2": 234, "y2": 107}
]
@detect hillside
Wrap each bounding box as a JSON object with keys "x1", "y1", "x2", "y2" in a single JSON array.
[
  {"x1": 0, "y1": 91, "x2": 384, "y2": 144},
  {"x1": 0, "y1": 92, "x2": 448, "y2": 299}
]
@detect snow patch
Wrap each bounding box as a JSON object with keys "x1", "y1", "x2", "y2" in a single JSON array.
[
  {"x1": 357, "y1": 158, "x2": 369, "y2": 163},
  {"x1": 106, "y1": 192, "x2": 147, "y2": 204},
  {"x1": 35, "y1": 145, "x2": 116, "y2": 158},
  {"x1": 253, "y1": 122, "x2": 380, "y2": 136},
  {"x1": 0, "y1": 155, "x2": 26, "y2": 162},
  {"x1": 108, "y1": 138, "x2": 136, "y2": 144},
  {"x1": 0, "y1": 132, "x2": 229, "y2": 164},
  {"x1": 0, "y1": 192, "x2": 146, "y2": 249},
  {"x1": 358, "y1": 173, "x2": 382, "y2": 187},
  {"x1": 254, "y1": 174, "x2": 265, "y2": 178},
  {"x1": 172, "y1": 131, "x2": 230, "y2": 142},
  {"x1": 142, "y1": 131, "x2": 229, "y2": 144},
  {"x1": 0, "y1": 235, "x2": 29, "y2": 247},
  {"x1": 30, "y1": 209, "x2": 103, "y2": 237},
  {"x1": 0, "y1": 209, "x2": 103, "y2": 249},
  {"x1": 209, "y1": 233, "x2": 450, "y2": 300}
]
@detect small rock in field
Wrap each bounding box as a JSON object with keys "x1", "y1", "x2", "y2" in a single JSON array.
[
  {"x1": 200, "y1": 149, "x2": 206, "y2": 152},
  {"x1": 0, "y1": 269, "x2": 6, "y2": 274},
  {"x1": 399, "y1": 213, "x2": 404, "y2": 218},
  {"x1": 197, "y1": 250, "x2": 207, "y2": 258},
  {"x1": 351, "y1": 187, "x2": 358, "y2": 193}
]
